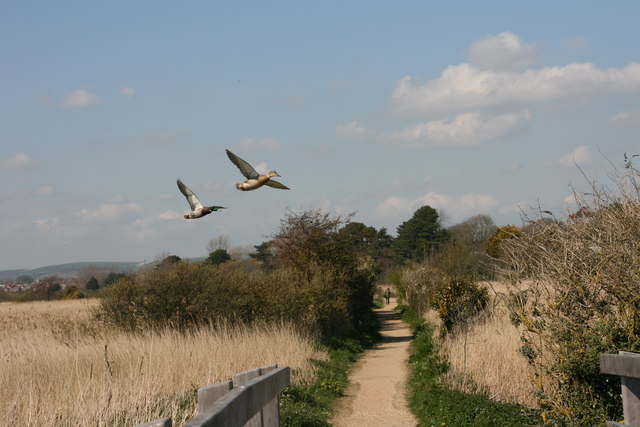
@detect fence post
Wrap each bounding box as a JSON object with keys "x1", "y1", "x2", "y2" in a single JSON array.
[
  {"x1": 198, "y1": 380, "x2": 233, "y2": 414},
  {"x1": 258, "y1": 364, "x2": 279, "y2": 426},
  {"x1": 134, "y1": 365, "x2": 289, "y2": 427},
  {"x1": 600, "y1": 351, "x2": 640, "y2": 427},
  {"x1": 184, "y1": 366, "x2": 290, "y2": 427},
  {"x1": 234, "y1": 366, "x2": 274, "y2": 427}
]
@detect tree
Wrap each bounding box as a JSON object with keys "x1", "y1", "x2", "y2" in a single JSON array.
[
  {"x1": 156, "y1": 255, "x2": 181, "y2": 269},
  {"x1": 35, "y1": 276, "x2": 62, "y2": 300},
  {"x1": 85, "y1": 276, "x2": 100, "y2": 291},
  {"x1": 336, "y1": 222, "x2": 395, "y2": 269},
  {"x1": 250, "y1": 241, "x2": 274, "y2": 268},
  {"x1": 16, "y1": 274, "x2": 33, "y2": 284},
  {"x1": 270, "y1": 208, "x2": 352, "y2": 275},
  {"x1": 393, "y1": 205, "x2": 449, "y2": 262},
  {"x1": 448, "y1": 214, "x2": 496, "y2": 244},
  {"x1": 205, "y1": 249, "x2": 231, "y2": 265},
  {"x1": 104, "y1": 272, "x2": 126, "y2": 287},
  {"x1": 206, "y1": 234, "x2": 231, "y2": 253},
  {"x1": 430, "y1": 214, "x2": 497, "y2": 278}
]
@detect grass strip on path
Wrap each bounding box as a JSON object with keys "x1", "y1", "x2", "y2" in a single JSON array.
[{"x1": 400, "y1": 306, "x2": 542, "y2": 427}]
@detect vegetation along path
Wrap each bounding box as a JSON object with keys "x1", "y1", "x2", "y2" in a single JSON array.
[{"x1": 331, "y1": 297, "x2": 417, "y2": 426}]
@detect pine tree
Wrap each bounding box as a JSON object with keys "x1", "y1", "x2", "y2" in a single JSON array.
[{"x1": 393, "y1": 205, "x2": 449, "y2": 262}]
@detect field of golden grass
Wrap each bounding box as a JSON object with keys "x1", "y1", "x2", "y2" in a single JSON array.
[
  {"x1": 434, "y1": 281, "x2": 538, "y2": 408},
  {"x1": 0, "y1": 299, "x2": 325, "y2": 426}
]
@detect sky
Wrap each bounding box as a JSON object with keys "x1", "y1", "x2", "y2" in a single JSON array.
[{"x1": 2, "y1": 1, "x2": 640, "y2": 270}]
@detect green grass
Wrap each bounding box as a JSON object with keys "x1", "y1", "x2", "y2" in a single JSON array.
[
  {"x1": 399, "y1": 306, "x2": 542, "y2": 427},
  {"x1": 279, "y1": 315, "x2": 380, "y2": 426}
]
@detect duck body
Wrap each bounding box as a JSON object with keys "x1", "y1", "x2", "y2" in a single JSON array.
[
  {"x1": 226, "y1": 149, "x2": 290, "y2": 191},
  {"x1": 183, "y1": 205, "x2": 225, "y2": 219},
  {"x1": 177, "y1": 179, "x2": 226, "y2": 219}
]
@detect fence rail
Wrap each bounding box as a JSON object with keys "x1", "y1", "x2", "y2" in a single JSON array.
[
  {"x1": 601, "y1": 351, "x2": 640, "y2": 427},
  {"x1": 134, "y1": 364, "x2": 290, "y2": 427}
]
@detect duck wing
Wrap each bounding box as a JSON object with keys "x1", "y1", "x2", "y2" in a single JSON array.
[
  {"x1": 265, "y1": 180, "x2": 290, "y2": 190},
  {"x1": 226, "y1": 149, "x2": 259, "y2": 179},
  {"x1": 177, "y1": 179, "x2": 204, "y2": 210}
]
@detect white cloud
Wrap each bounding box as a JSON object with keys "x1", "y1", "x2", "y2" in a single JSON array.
[
  {"x1": 158, "y1": 210, "x2": 182, "y2": 220},
  {"x1": 467, "y1": 32, "x2": 541, "y2": 71},
  {"x1": 375, "y1": 192, "x2": 498, "y2": 221},
  {"x1": 505, "y1": 162, "x2": 522, "y2": 172},
  {"x1": 498, "y1": 202, "x2": 528, "y2": 214},
  {"x1": 418, "y1": 192, "x2": 499, "y2": 215},
  {"x1": 60, "y1": 89, "x2": 101, "y2": 107},
  {"x1": 125, "y1": 225, "x2": 160, "y2": 242},
  {"x1": 336, "y1": 121, "x2": 374, "y2": 140},
  {"x1": 120, "y1": 87, "x2": 135, "y2": 96},
  {"x1": 563, "y1": 193, "x2": 578, "y2": 204},
  {"x1": 155, "y1": 193, "x2": 175, "y2": 201},
  {"x1": 375, "y1": 196, "x2": 414, "y2": 218},
  {"x1": 390, "y1": 62, "x2": 640, "y2": 114},
  {"x1": 543, "y1": 145, "x2": 593, "y2": 168},
  {"x1": 34, "y1": 185, "x2": 54, "y2": 195},
  {"x1": 565, "y1": 37, "x2": 587, "y2": 50},
  {"x1": 382, "y1": 110, "x2": 531, "y2": 148},
  {"x1": 237, "y1": 138, "x2": 282, "y2": 150},
  {"x1": 122, "y1": 216, "x2": 162, "y2": 242},
  {"x1": 1, "y1": 152, "x2": 35, "y2": 170},
  {"x1": 77, "y1": 202, "x2": 143, "y2": 224},
  {"x1": 609, "y1": 110, "x2": 640, "y2": 127},
  {"x1": 32, "y1": 218, "x2": 90, "y2": 240}
]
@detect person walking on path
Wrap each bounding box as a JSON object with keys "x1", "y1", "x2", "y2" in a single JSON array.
[
  {"x1": 384, "y1": 288, "x2": 391, "y2": 305},
  {"x1": 331, "y1": 296, "x2": 417, "y2": 426}
]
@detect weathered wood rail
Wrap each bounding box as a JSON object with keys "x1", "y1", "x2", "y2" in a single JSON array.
[
  {"x1": 601, "y1": 351, "x2": 640, "y2": 427},
  {"x1": 134, "y1": 364, "x2": 290, "y2": 427}
]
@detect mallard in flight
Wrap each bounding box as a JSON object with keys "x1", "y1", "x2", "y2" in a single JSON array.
[
  {"x1": 177, "y1": 179, "x2": 226, "y2": 219},
  {"x1": 226, "y1": 149, "x2": 290, "y2": 191}
]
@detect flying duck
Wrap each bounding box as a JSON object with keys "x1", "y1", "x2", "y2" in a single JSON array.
[
  {"x1": 226, "y1": 149, "x2": 290, "y2": 191},
  {"x1": 177, "y1": 179, "x2": 226, "y2": 219}
]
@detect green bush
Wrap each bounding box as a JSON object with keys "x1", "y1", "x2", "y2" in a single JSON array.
[
  {"x1": 431, "y1": 277, "x2": 488, "y2": 334},
  {"x1": 486, "y1": 225, "x2": 524, "y2": 259},
  {"x1": 98, "y1": 261, "x2": 375, "y2": 340},
  {"x1": 393, "y1": 263, "x2": 443, "y2": 317},
  {"x1": 63, "y1": 286, "x2": 85, "y2": 299}
]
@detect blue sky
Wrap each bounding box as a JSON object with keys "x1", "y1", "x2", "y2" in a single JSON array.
[{"x1": 2, "y1": 1, "x2": 640, "y2": 270}]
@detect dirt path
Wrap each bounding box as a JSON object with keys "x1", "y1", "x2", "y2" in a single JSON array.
[{"x1": 330, "y1": 298, "x2": 417, "y2": 426}]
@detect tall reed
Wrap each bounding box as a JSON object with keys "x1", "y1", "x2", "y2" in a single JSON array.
[
  {"x1": 437, "y1": 281, "x2": 538, "y2": 408},
  {"x1": 0, "y1": 299, "x2": 324, "y2": 426}
]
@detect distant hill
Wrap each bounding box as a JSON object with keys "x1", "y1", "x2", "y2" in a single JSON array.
[{"x1": 0, "y1": 261, "x2": 145, "y2": 281}]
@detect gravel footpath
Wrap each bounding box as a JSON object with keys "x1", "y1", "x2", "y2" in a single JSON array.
[{"x1": 330, "y1": 298, "x2": 417, "y2": 426}]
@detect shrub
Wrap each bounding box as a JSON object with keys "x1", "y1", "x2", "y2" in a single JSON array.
[
  {"x1": 63, "y1": 286, "x2": 85, "y2": 300},
  {"x1": 85, "y1": 276, "x2": 99, "y2": 291},
  {"x1": 486, "y1": 225, "x2": 524, "y2": 259},
  {"x1": 499, "y1": 158, "x2": 640, "y2": 424},
  {"x1": 98, "y1": 261, "x2": 375, "y2": 340},
  {"x1": 431, "y1": 277, "x2": 488, "y2": 334},
  {"x1": 394, "y1": 263, "x2": 443, "y2": 317}
]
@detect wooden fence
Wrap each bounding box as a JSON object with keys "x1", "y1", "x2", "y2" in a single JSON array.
[
  {"x1": 601, "y1": 351, "x2": 640, "y2": 427},
  {"x1": 134, "y1": 364, "x2": 290, "y2": 427}
]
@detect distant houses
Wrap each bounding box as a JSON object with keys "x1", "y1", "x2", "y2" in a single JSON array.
[{"x1": 0, "y1": 278, "x2": 74, "y2": 293}]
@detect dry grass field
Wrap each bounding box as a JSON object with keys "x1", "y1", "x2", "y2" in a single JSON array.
[
  {"x1": 433, "y1": 281, "x2": 539, "y2": 408},
  {"x1": 0, "y1": 299, "x2": 325, "y2": 426}
]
